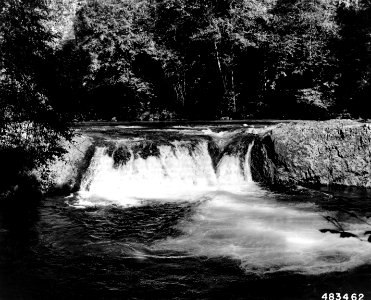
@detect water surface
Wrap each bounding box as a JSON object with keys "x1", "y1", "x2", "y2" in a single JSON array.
[{"x1": 1, "y1": 124, "x2": 371, "y2": 299}]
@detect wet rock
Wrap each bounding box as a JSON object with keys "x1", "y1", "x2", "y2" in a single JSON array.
[
  {"x1": 319, "y1": 229, "x2": 359, "y2": 239},
  {"x1": 223, "y1": 134, "x2": 256, "y2": 156},
  {"x1": 132, "y1": 141, "x2": 161, "y2": 159},
  {"x1": 339, "y1": 231, "x2": 359, "y2": 239},
  {"x1": 104, "y1": 143, "x2": 116, "y2": 157},
  {"x1": 207, "y1": 141, "x2": 221, "y2": 171},
  {"x1": 112, "y1": 145, "x2": 131, "y2": 168},
  {"x1": 251, "y1": 120, "x2": 371, "y2": 188},
  {"x1": 364, "y1": 230, "x2": 371, "y2": 243}
]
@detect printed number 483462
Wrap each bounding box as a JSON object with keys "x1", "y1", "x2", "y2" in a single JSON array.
[{"x1": 322, "y1": 293, "x2": 364, "y2": 300}]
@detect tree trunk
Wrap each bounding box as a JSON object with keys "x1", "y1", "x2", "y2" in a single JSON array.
[
  {"x1": 214, "y1": 41, "x2": 226, "y2": 91},
  {"x1": 231, "y1": 69, "x2": 236, "y2": 113}
]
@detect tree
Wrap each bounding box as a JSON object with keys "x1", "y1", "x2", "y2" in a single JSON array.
[
  {"x1": 66, "y1": 0, "x2": 366, "y2": 119},
  {"x1": 153, "y1": 0, "x2": 274, "y2": 118},
  {"x1": 73, "y1": 0, "x2": 161, "y2": 120},
  {"x1": 0, "y1": 0, "x2": 71, "y2": 194},
  {"x1": 335, "y1": 0, "x2": 371, "y2": 117},
  {"x1": 264, "y1": 0, "x2": 339, "y2": 117},
  {"x1": 223, "y1": 0, "x2": 275, "y2": 116}
]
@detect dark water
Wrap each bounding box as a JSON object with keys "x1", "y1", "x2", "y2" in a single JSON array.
[
  {"x1": 1, "y1": 125, "x2": 371, "y2": 299},
  {"x1": 1, "y1": 199, "x2": 239, "y2": 299},
  {"x1": 1, "y1": 192, "x2": 371, "y2": 300}
]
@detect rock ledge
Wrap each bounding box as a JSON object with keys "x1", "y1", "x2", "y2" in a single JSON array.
[{"x1": 251, "y1": 120, "x2": 371, "y2": 188}]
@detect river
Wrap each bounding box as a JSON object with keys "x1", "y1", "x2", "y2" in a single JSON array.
[{"x1": 1, "y1": 123, "x2": 371, "y2": 299}]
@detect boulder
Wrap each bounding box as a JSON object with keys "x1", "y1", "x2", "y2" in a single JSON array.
[{"x1": 251, "y1": 120, "x2": 371, "y2": 187}]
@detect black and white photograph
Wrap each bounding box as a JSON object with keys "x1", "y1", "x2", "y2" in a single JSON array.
[{"x1": 1, "y1": 0, "x2": 371, "y2": 299}]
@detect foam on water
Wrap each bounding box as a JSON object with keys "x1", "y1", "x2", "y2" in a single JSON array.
[
  {"x1": 153, "y1": 190, "x2": 371, "y2": 275},
  {"x1": 71, "y1": 131, "x2": 371, "y2": 276},
  {"x1": 76, "y1": 140, "x2": 253, "y2": 207}
]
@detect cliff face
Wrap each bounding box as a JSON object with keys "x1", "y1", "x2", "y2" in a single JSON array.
[{"x1": 251, "y1": 120, "x2": 371, "y2": 188}]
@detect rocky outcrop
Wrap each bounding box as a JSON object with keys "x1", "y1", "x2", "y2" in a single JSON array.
[{"x1": 251, "y1": 120, "x2": 371, "y2": 188}]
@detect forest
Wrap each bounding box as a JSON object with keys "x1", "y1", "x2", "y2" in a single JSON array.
[
  {"x1": 57, "y1": 0, "x2": 371, "y2": 120},
  {"x1": 1, "y1": 0, "x2": 371, "y2": 124}
]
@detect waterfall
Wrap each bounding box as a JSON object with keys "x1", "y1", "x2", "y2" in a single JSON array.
[
  {"x1": 67, "y1": 128, "x2": 371, "y2": 277},
  {"x1": 217, "y1": 142, "x2": 254, "y2": 186},
  {"x1": 76, "y1": 137, "x2": 256, "y2": 206}
]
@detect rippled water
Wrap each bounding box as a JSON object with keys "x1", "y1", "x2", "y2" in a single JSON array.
[{"x1": 1, "y1": 124, "x2": 371, "y2": 299}]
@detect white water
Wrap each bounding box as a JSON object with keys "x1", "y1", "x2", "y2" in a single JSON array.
[
  {"x1": 77, "y1": 140, "x2": 254, "y2": 206},
  {"x1": 73, "y1": 135, "x2": 371, "y2": 276},
  {"x1": 153, "y1": 190, "x2": 371, "y2": 275}
]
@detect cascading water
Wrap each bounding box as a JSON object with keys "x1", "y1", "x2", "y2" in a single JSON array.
[
  {"x1": 77, "y1": 139, "x2": 255, "y2": 206},
  {"x1": 2, "y1": 125, "x2": 371, "y2": 299},
  {"x1": 71, "y1": 129, "x2": 371, "y2": 277}
]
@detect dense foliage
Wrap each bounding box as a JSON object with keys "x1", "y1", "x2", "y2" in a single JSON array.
[
  {"x1": 336, "y1": 1, "x2": 371, "y2": 116},
  {"x1": 0, "y1": 0, "x2": 71, "y2": 195},
  {"x1": 54, "y1": 0, "x2": 370, "y2": 120},
  {"x1": 1, "y1": 0, "x2": 371, "y2": 133}
]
